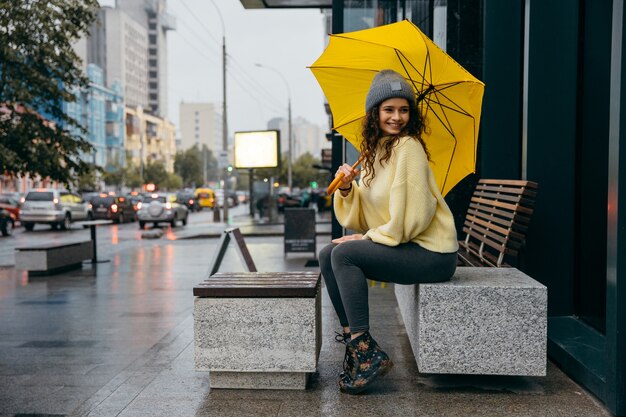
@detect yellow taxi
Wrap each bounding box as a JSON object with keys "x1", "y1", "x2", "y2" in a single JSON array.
[{"x1": 194, "y1": 188, "x2": 215, "y2": 209}]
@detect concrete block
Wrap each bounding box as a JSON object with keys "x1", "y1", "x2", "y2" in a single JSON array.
[
  {"x1": 395, "y1": 267, "x2": 547, "y2": 376},
  {"x1": 194, "y1": 292, "x2": 321, "y2": 389},
  {"x1": 15, "y1": 241, "x2": 92, "y2": 274}
]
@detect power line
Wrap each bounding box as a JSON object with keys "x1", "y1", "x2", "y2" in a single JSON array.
[{"x1": 178, "y1": 0, "x2": 222, "y2": 48}]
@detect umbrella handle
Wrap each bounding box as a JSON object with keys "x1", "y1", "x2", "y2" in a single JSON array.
[{"x1": 326, "y1": 154, "x2": 366, "y2": 195}]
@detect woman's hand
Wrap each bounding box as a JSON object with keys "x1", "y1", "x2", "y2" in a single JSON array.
[
  {"x1": 331, "y1": 233, "x2": 363, "y2": 244},
  {"x1": 335, "y1": 163, "x2": 360, "y2": 189}
]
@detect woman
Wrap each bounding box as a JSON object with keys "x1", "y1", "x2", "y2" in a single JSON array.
[{"x1": 319, "y1": 69, "x2": 459, "y2": 394}]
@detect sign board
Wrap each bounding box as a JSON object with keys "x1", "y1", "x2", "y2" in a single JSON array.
[
  {"x1": 284, "y1": 208, "x2": 316, "y2": 255},
  {"x1": 321, "y1": 148, "x2": 332, "y2": 165},
  {"x1": 233, "y1": 130, "x2": 280, "y2": 169},
  {"x1": 217, "y1": 151, "x2": 229, "y2": 169}
]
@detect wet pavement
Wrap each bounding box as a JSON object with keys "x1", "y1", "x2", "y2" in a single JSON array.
[{"x1": 0, "y1": 206, "x2": 614, "y2": 416}]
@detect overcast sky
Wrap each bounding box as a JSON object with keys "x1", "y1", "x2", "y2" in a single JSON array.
[{"x1": 100, "y1": 0, "x2": 329, "y2": 137}]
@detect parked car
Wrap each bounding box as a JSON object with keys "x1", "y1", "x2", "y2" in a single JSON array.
[
  {"x1": 20, "y1": 189, "x2": 93, "y2": 231},
  {"x1": 176, "y1": 191, "x2": 199, "y2": 212},
  {"x1": 124, "y1": 192, "x2": 144, "y2": 213},
  {"x1": 137, "y1": 193, "x2": 188, "y2": 229},
  {"x1": 89, "y1": 193, "x2": 136, "y2": 223},
  {"x1": 194, "y1": 188, "x2": 215, "y2": 210},
  {"x1": 0, "y1": 208, "x2": 14, "y2": 236},
  {"x1": 0, "y1": 195, "x2": 21, "y2": 223},
  {"x1": 277, "y1": 192, "x2": 301, "y2": 212}
]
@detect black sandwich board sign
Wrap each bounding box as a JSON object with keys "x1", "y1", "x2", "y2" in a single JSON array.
[{"x1": 284, "y1": 208, "x2": 316, "y2": 256}]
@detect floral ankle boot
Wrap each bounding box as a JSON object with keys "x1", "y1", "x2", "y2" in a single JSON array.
[{"x1": 338, "y1": 331, "x2": 393, "y2": 394}]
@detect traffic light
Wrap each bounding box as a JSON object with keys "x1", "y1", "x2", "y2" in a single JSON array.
[
  {"x1": 311, "y1": 181, "x2": 318, "y2": 189},
  {"x1": 227, "y1": 165, "x2": 233, "y2": 172}
]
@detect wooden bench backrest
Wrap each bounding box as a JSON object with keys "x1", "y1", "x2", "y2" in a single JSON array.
[{"x1": 460, "y1": 179, "x2": 538, "y2": 267}]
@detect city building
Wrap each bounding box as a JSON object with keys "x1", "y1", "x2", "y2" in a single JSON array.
[
  {"x1": 240, "y1": 1, "x2": 626, "y2": 415},
  {"x1": 87, "y1": 6, "x2": 149, "y2": 110},
  {"x1": 125, "y1": 106, "x2": 176, "y2": 174},
  {"x1": 115, "y1": 0, "x2": 176, "y2": 118},
  {"x1": 267, "y1": 116, "x2": 324, "y2": 160},
  {"x1": 62, "y1": 64, "x2": 124, "y2": 170},
  {"x1": 179, "y1": 102, "x2": 222, "y2": 153},
  {"x1": 292, "y1": 116, "x2": 325, "y2": 160}
]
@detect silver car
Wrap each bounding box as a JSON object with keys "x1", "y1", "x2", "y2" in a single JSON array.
[
  {"x1": 20, "y1": 189, "x2": 93, "y2": 231},
  {"x1": 137, "y1": 193, "x2": 188, "y2": 229}
]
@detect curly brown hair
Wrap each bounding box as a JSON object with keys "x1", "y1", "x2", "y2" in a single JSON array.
[{"x1": 360, "y1": 99, "x2": 429, "y2": 187}]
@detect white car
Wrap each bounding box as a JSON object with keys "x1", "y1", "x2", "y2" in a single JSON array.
[
  {"x1": 20, "y1": 189, "x2": 93, "y2": 231},
  {"x1": 137, "y1": 193, "x2": 188, "y2": 229}
]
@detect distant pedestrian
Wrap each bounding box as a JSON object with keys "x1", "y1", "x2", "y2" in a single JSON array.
[{"x1": 319, "y1": 69, "x2": 459, "y2": 394}]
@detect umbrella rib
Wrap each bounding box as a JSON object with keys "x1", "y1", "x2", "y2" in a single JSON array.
[{"x1": 395, "y1": 50, "x2": 428, "y2": 91}]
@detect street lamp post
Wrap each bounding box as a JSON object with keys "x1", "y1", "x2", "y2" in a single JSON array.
[
  {"x1": 210, "y1": 0, "x2": 228, "y2": 222},
  {"x1": 255, "y1": 63, "x2": 292, "y2": 192}
]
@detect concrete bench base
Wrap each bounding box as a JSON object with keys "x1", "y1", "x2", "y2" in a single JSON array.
[
  {"x1": 395, "y1": 267, "x2": 547, "y2": 376},
  {"x1": 193, "y1": 272, "x2": 321, "y2": 390},
  {"x1": 209, "y1": 371, "x2": 309, "y2": 390},
  {"x1": 15, "y1": 240, "x2": 93, "y2": 275}
]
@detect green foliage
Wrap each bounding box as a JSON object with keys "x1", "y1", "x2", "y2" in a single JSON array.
[
  {"x1": 75, "y1": 163, "x2": 101, "y2": 192},
  {"x1": 255, "y1": 153, "x2": 328, "y2": 189},
  {"x1": 0, "y1": 0, "x2": 100, "y2": 186},
  {"x1": 102, "y1": 160, "x2": 125, "y2": 188},
  {"x1": 174, "y1": 145, "x2": 203, "y2": 187},
  {"x1": 125, "y1": 167, "x2": 143, "y2": 189},
  {"x1": 143, "y1": 160, "x2": 168, "y2": 186},
  {"x1": 161, "y1": 172, "x2": 183, "y2": 191},
  {"x1": 291, "y1": 152, "x2": 328, "y2": 189}
]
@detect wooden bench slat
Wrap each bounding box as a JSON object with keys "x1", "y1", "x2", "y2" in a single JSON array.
[
  {"x1": 476, "y1": 184, "x2": 538, "y2": 199},
  {"x1": 479, "y1": 179, "x2": 538, "y2": 189},
  {"x1": 468, "y1": 202, "x2": 532, "y2": 224},
  {"x1": 193, "y1": 272, "x2": 321, "y2": 298},
  {"x1": 471, "y1": 196, "x2": 535, "y2": 215},
  {"x1": 465, "y1": 209, "x2": 515, "y2": 229},
  {"x1": 459, "y1": 178, "x2": 537, "y2": 268},
  {"x1": 464, "y1": 215, "x2": 527, "y2": 243},
  {"x1": 473, "y1": 190, "x2": 536, "y2": 207}
]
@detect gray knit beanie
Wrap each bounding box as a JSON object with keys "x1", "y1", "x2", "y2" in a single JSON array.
[{"x1": 365, "y1": 69, "x2": 415, "y2": 112}]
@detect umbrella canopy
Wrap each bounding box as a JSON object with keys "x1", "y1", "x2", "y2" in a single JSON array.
[{"x1": 309, "y1": 20, "x2": 485, "y2": 196}]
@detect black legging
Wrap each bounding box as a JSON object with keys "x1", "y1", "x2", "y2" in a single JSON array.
[{"x1": 319, "y1": 240, "x2": 457, "y2": 333}]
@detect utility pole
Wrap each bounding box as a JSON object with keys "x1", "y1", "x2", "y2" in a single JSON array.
[
  {"x1": 211, "y1": 0, "x2": 228, "y2": 223},
  {"x1": 222, "y1": 33, "x2": 228, "y2": 223}
]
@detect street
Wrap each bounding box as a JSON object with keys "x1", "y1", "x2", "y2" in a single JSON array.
[{"x1": 0, "y1": 204, "x2": 250, "y2": 268}]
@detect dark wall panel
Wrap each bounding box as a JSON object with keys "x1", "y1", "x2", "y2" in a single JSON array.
[
  {"x1": 480, "y1": 0, "x2": 523, "y2": 179},
  {"x1": 523, "y1": 0, "x2": 579, "y2": 316}
]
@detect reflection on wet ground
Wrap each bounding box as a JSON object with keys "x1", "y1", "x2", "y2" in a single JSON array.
[{"x1": 0, "y1": 208, "x2": 613, "y2": 416}]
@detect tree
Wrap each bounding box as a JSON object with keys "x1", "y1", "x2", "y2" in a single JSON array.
[
  {"x1": 161, "y1": 172, "x2": 183, "y2": 191},
  {"x1": 102, "y1": 161, "x2": 125, "y2": 189},
  {"x1": 201, "y1": 145, "x2": 220, "y2": 184},
  {"x1": 0, "y1": 0, "x2": 99, "y2": 186},
  {"x1": 143, "y1": 160, "x2": 169, "y2": 187},
  {"x1": 174, "y1": 145, "x2": 203, "y2": 187},
  {"x1": 75, "y1": 163, "x2": 100, "y2": 192},
  {"x1": 291, "y1": 152, "x2": 328, "y2": 189}
]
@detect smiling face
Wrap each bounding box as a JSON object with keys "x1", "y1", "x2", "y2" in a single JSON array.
[{"x1": 378, "y1": 97, "x2": 410, "y2": 136}]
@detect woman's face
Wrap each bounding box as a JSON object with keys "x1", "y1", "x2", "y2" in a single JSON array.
[{"x1": 377, "y1": 97, "x2": 410, "y2": 136}]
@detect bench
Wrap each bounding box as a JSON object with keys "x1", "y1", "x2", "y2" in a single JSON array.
[
  {"x1": 15, "y1": 240, "x2": 93, "y2": 275},
  {"x1": 394, "y1": 179, "x2": 546, "y2": 376},
  {"x1": 457, "y1": 179, "x2": 538, "y2": 267},
  {"x1": 395, "y1": 267, "x2": 547, "y2": 376},
  {"x1": 193, "y1": 271, "x2": 322, "y2": 389}
]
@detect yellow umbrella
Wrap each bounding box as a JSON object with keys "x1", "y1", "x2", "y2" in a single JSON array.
[{"x1": 309, "y1": 20, "x2": 485, "y2": 196}]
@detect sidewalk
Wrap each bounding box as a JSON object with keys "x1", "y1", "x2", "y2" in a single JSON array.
[{"x1": 0, "y1": 214, "x2": 613, "y2": 416}]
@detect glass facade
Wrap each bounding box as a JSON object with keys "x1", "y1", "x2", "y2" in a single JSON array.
[
  {"x1": 334, "y1": 0, "x2": 624, "y2": 414},
  {"x1": 63, "y1": 64, "x2": 125, "y2": 170}
]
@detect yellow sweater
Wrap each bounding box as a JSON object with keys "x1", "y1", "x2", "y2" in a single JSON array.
[{"x1": 334, "y1": 136, "x2": 458, "y2": 253}]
